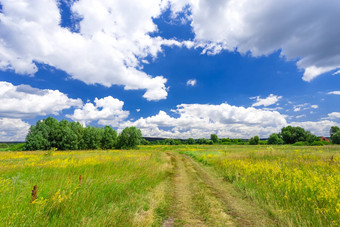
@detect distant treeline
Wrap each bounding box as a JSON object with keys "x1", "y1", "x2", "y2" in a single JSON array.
[
  {"x1": 23, "y1": 117, "x2": 340, "y2": 150},
  {"x1": 143, "y1": 126, "x2": 340, "y2": 146},
  {"x1": 24, "y1": 117, "x2": 142, "y2": 150}
]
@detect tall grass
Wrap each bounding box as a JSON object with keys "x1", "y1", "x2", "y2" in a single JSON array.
[
  {"x1": 180, "y1": 145, "x2": 340, "y2": 226},
  {"x1": 0, "y1": 149, "x2": 172, "y2": 226}
]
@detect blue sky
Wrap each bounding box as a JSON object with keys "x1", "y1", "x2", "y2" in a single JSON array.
[{"x1": 0, "y1": 0, "x2": 339, "y2": 141}]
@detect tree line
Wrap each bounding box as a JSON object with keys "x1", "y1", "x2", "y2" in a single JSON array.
[
  {"x1": 24, "y1": 117, "x2": 340, "y2": 150},
  {"x1": 145, "y1": 126, "x2": 340, "y2": 146},
  {"x1": 24, "y1": 117, "x2": 142, "y2": 150}
]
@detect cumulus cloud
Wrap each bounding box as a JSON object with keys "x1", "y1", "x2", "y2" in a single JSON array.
[
  {"x1": 0, "y1": 0, "x2": 194, "y2": 101},
  {"x1": 0, "y1": 118, "x2": 30, "y2": 141},
  {"x1": 120, "y1": 103, "x2": 287, "y2": 138},
  {"x1": 0, "y1": 81, "x2": 82, "y2": 118},
  {"x1": 251, "y1": 94, "x2": 282, "y2": 107},
  {"x1": 169, "y1": 0, "x2": 340, "y2": 81},
  {"x1": 186, "y1": 79, "x2": 197, "y2": 86},
  {"x1": 328, "y1": 91, "x2": 340, "y2": 95},
  {"x1": 291, "y1": 120, "x2": 340, "y2": 136},
  {"x1": 327, "y1": 112, "x2": 340, "y2": 119},
  {"x1": 66, "y1": 96, "x2": 129, "y2": 127}
]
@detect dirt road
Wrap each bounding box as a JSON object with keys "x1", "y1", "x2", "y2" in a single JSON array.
[{"x1": 163, "y1": 152, "x2": 276, "y2": 227}]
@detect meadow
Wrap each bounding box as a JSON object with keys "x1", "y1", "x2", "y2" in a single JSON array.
[
  {"x1": 0, "y1": 145, "x2": 339, "y2": 226},
  {"x1": 180, "y1": 145, "x2": 340, "y2": 226}
]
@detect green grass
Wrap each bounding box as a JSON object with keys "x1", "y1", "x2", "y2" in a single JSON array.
[
  {"x1": 177, "y1": 144, "x2": 340, "y2": 226},
  {"x1": 0, "y1": 149, "x2": 172, "y2": 226},
  {"x1": 1, "y1": 144, "x2": 339, "y2": 226}
]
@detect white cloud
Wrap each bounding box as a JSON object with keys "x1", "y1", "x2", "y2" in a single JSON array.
[
  {"x1": 0, "y1": 81, "x2": 82, "y2": 118},
  {"x1": 328, "y1": 91, "x2": 340, "y2": 95},
  {"x1": 291, "y1": 120, "x2": 340, "y2": 136},
  {"x1": 333, "y1": 70, "x2": 340, "y2": 75},
  {"x1": 327, "y1": 112, "x2": 340, "y2": 119},
  {"x1": 0, "y1": 118, "x2": 30, "y2": 141},
  {"x1": 170, "y1": 0, "x2": 340, "y2": 81},
  {"x1": 120, "y1": 103, "x2": 287, "y2": 138},
  {"x1": 295, "y1": 114, "x2": 306, "y2": 119},
  {"x1": 0, "y1": 0, "x2": 194, "y2": 101},
  {"x1": 66, "y1": 96, "x2": 129, "y2": 127},
  {"x1": 292, "y1": 103, "x2": 318, "y2": 112},
  {"x1": 136, "y1": 109, "x2": 141, "y2": 112},
  {"x1": 186, "y1": 79, "x2": 197, "y2": 86},
  {"x1": 251, "y1": 94, "x2": 282, "y2": 107}
]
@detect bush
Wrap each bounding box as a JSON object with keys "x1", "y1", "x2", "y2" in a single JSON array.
[
  {"x1": 310, "y1": 141, "x2": 324, "y2": 146},
  {"x1": 249, "y1": 136, "x2": 260, "y2": 145},
  {"x1": 293, "y1": 141, "x2": 308, "y2": 146},
  {"x1": 268, "y1": 133, "x2": 284, "y2": 145}
]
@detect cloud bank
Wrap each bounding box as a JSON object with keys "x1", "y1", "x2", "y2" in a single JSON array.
[
  {"x1": 0, "y1": 81, "x2": 82, "y2": 118},
  {"x1": 170, "y1": 0, "x2": 340, "y2": 81},
  {"x1": 0, "y1": 0, "x2": 191, "y2": 101}
]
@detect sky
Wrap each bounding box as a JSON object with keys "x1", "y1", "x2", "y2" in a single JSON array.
[{"x1": 0, "y1": 0, "x2": 340, "y2": 141}]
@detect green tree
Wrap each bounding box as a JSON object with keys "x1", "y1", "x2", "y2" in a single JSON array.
[
  {"x1": 330, "y1": 126, "x2": 340, "y2": 137},
  {"x1": 83, "y1": 126, "x2": 103, "y2": 149},
  {"x1": 186, "y1": 138, "x2": 196, "y2": 144},
  {"x1": 164, "y1": 139, "x2": 175, "y2": 145},
  {"x1": 101, "y1": 126, "x2": 117, "y2": 149},
  {"x1": 210, "y1": 134, "x2": 219, "y2": 143},
  {"x1": 116, "y1": 127, "x2": 142, "y2": 149},
  {"x1": 24, "y1": 127, "x2": 49, "y2": 150},
  {"x1": 55, "y1": 120, "x2": 78, "y2": 150},
  {"x1": 281, "y1": 126, "x2": 307, "y2": 144},
  {"x1": 331, "y1": 131, "x2": 340, "y2": 144},
  {"x1": 306, "y1": 132, "x2": 319, "y2": 144},
  {"x1": 267, "y1": 133, "x2": 284, "y2": 145},
  {"x1": 69, "y1": 121, "x2": 85, "y2": 149},
  {"x1": 249, "y1": 135, "x2": 260, "y2": 145}
]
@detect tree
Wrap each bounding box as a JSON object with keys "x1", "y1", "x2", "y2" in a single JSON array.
[
  {"x1": 306, "y1": 131, "x2": 319, "y2": 144},
  {"x1": 281, "y1": 126, "x2": 307, "y2": 144},
  {"x1": 83, "y1": 126, "x2": 103, "y2": 149},
  {"x1": 186, "y1": 138, "x2": 196, "y2": 144},
  {"x1": 116, "y1": 127, "x2": 142, "y2": 149},
  {"x1": 69, "y1": 121, "x2": 85, "y2": 149},
  {"x1": 56, "y1": 120, "x2": 78, "y2": 150},
  {"x1": 24, "y1": 128, "x2": 49, "y2": 150},
  {"x1": 101, "y1": 126, "x2": 117, "y2": 149},
  {"x1": 210, "y1": 134, "x2": 219, "y2": 143},
  {"x1": 249, "y1": 135, "x2": 259, "y2": 145},
  {"x1": 164, "y1": 139, "x2": 175, "y2": 145},
  {"x1": 267, "y1": 133, "x2": 284, "y2": 145},
  {"x1": 331, "y1": 131, "x2": 340, "y2": 144},
  {"x1": 330, "y1": 126, "x2": 340, "y2": 137}
]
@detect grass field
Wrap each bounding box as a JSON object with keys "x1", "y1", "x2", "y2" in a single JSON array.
[{"x1": 1, "y1": 145, "x2": 339, "y2": 226}]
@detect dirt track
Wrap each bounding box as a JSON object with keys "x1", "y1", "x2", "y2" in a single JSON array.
[{"x1": 164, "y1": 152, "x2": 277, "y2": 227}]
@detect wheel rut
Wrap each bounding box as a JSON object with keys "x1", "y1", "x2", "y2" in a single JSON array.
[{"x1": 164, "y1": 152, "x2": 277, "y2": 227}]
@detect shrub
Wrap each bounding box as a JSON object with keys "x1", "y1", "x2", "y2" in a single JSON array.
[
  {"x1": 310, "y1": 141, "x2": 324, "y2": 146},
  {"x1": 293, "y1": 141, "x2": 308, "y2": 146},
  {"x1": 249, "y1": 136, "x2": 260, "y2": 145},
  {"x1": 268, "y1": 133, "x2": 284, "y2": 145}
]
